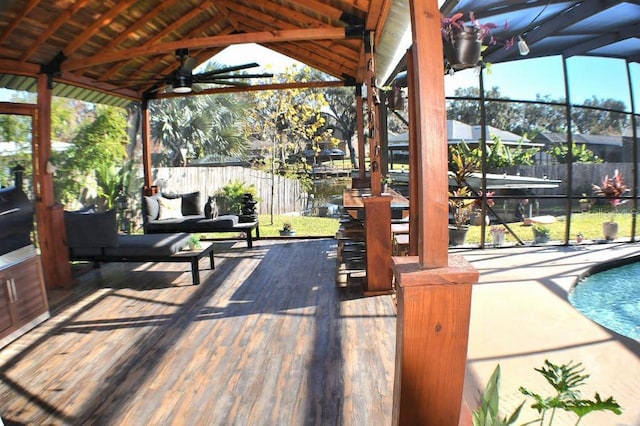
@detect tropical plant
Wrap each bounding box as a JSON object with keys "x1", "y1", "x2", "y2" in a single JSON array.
[
  {"x1": 547, "y1": 143, "x2": 602, "y2": 164},
  {"x1": 149, "y1": 92, "x2": 250, "y2": 166},
  {"x1": 473, "y1": 361, "x2": 622, "y2": 426},
  {"x1": 532, "y1": 224, "x2": 551, "y2": 237},
  {"x1": 519, "y1": 360, "x2": 622, "y2": 425},
  {"x1": 214, "y1": 180, "x2": 257, "y2": 215},
  {"x1": 472, "y1": 365, "x2": 523, "y2": 426},
  {"x1": 592, "y1": 169, "x2": 629, "y2": 222},
  {"x1": 53, "y1": 106, "x2": 128, "y2": 207},
  {"x1": 449, "y1": 186, "x2": 475, "y2": 229},
  {"x1": 592, "y1": 169, "x2": 629, "y2": 209}
]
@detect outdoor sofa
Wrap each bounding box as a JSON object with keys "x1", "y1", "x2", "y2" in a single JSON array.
[
  {"x1": 142, "y1": 191, "x2": 259, "y2": 248},
  {"x1": 64, "y1": 209, "x2": 214, "y2": 285}
]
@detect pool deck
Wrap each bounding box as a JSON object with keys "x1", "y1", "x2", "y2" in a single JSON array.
[{"x1": 459, "y1": 242, "x2": 640, "y2": 426}]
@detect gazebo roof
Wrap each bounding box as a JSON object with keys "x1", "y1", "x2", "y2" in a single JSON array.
[{"x1": 0, "y1": 0, "x2": 410, "y2": 106}]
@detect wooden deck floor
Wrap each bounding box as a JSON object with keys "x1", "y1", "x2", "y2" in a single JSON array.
[{"x1": 0, "y1": 239, "x2": 397, "y2": 425}]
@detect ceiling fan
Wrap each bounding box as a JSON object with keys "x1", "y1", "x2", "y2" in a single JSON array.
[{"x1": 108, "y1": 48, "x2": 274, "y2": 95}]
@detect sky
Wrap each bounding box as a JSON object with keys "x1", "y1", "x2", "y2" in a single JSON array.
[
  {"x1": 2, "y1": 43, "x2": 639, "y2": 111},
  {"x1": 212, "y1": 44, "x2": 639, "y2": 111}
]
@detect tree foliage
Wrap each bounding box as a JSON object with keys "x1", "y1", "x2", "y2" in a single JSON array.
[
  {"x1": 247, "y1": 65, "x2": 335, "y2": 170},
  {"x1": 149, "y1": 92, "x2": 250, "y2": 166},
  {"x1": 53, "y1": 106, "x2": 128, "y2": 207},
  {"x1": 546, "y1": 143, "x2": 602, "y2": 164},
  {"x1": 322, "y1": 84, "x2": 357, "y2": 168},
  {"x1": 447, "y1": 87, "x2": 628, "y2": 137}
]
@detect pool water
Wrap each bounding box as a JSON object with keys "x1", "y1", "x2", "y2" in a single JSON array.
[{"x1": 569, "y1": 262, "x2": 640, "y2": 341}]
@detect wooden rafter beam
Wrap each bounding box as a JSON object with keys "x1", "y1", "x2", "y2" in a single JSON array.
[{"x1": 63, "y1": 27, "x2": 353, "y2": 72}]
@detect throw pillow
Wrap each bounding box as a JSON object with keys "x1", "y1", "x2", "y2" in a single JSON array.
[
  {"x1": 143, "y1": 194, "x2": 161, "y2": 222},
  {"x1": 180, "y1": 191, "x2": 201, "y2": 216},
  {"x1": 64, "y1": 210, "x2": 118, "y2": 248},
  {"x1": 157, "y1": 197, "x2": 183, "y2": 220}
]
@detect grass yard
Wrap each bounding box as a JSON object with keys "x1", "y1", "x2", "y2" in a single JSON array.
[
  {"x1": 200, "y1": 211, "x2": 640, "y2": 245},
  {"x1": 465, "y1": 211, "x2": 637, "y2": 244}
]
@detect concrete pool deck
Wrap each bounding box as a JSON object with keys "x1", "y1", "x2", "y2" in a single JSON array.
[{"x1": 458, "y1": 242, "x2": 640, "y2": 426}]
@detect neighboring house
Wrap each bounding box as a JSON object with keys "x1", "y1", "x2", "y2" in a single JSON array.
[
  {"x1": 388, "y1": 120, "x2": 541, "y2": 166},
  {"x1": 532, "y1": 132, "x2": 625, "y2": 163}
]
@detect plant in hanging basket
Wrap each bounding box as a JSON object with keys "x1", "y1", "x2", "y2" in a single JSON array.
[{"x1": 441, "y1": 12, "x2": 513, "y2": 71}]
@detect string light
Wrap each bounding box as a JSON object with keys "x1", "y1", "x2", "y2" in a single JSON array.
[{"x1": 517, "y1": 35, "x2": 530, "y2": 56}]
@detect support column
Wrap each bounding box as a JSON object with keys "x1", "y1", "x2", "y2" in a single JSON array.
[
  {"x1": 363, "y1": 196, "x2": 392, "y2": 294},
  {"x1": 353, "y1": 85, "x2": 368, "y2": 189},
  {"x1": 141, "y1": 99, "x2": 154, "y2": 194},
  {"x1": 35, "y1": 74, "x2": 71, "y2": 289},
  {"x1": 392, "y1": 256, "x2": 478, "y2": 425},
  {"x1": 393, "y1": 1, "x2": 479, "y2": 424}
]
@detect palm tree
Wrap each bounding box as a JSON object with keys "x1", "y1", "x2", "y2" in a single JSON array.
[{"x1": 149, "y1": 94, "x2": 250, "y2": 166}]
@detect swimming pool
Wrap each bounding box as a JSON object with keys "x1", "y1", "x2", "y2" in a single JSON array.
[{"x1": 569, "y1": 260, "x2": 640, "y2": 341}]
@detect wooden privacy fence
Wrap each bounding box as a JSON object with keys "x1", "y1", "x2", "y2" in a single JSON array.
[
  {"x1": 150, "y1": 166, "x2": 305, "y2": 215},
  {"x1": 506, "y1": 163, "x2": 635, "y2": 196}
]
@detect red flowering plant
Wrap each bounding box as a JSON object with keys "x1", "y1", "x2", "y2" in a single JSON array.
[
  {"x1": 473, "y1": 191, "x2": 495, "y2": 210},
  {"x1": 592, "y1": 169, "x2": 629, "y2": 221}
]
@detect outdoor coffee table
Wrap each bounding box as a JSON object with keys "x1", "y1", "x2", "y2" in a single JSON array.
[{"x1": 171, "y1": 241, "x2": 215, "y2": 285}]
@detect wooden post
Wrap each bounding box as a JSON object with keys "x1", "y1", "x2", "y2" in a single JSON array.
[
  {"x1": 353, "y1": 85, "x2": 368, "y2": 189},
  {"x1": 141, "y1": 99, "x2": 153, "y2": 192},
  {"x1": 392, "y1": 256, "x2": 478, "y2": 425},
  {"x1": 35, "y1": 74, "x2": 72, "y2": 289},
  {"x1": 391, "y1": 1, "x2": 480, "y2": 424},
  {"x1": 363, "y1": 196, "x2": 392, "y2": 294}
]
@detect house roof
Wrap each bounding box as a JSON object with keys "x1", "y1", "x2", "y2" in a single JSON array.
[
  {"x1": 534, "y1": 131, "x2": 624, "y2": 147},
  {"x1": 0, "y1": 0, "x2": 409, "y2": 106}
]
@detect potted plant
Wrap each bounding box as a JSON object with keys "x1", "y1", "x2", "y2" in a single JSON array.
[
  {"x1": 579, "y1": 193, "x2": 591, "y2": 212},
  {"x1": 532, "y1": 224, "x2": 551, "y2": 244},
  {"x1": 279, "y1": 222, "x2": 296, "y2": 237},
  {"x1": 187, "y1": 234, "x2": 201, "y2": 250},
  {"x1": 471, "y1": 191, "x2": 495, "y2": 225},
  {"x1": 489, "y1": 225, "x2": 507, "y2": 246},
  {"x1": 448, "y1": 186, "x2": 474, "y2": 245},
  {"x1": 448, "y1": 145, "x2": 479, "y2": 245},
  {"x1": 441, "y1": 11, "x2": 513, "y2": 70},
  {"x1": 592, "y1": 169, "x2": 629, "y2": 241}
]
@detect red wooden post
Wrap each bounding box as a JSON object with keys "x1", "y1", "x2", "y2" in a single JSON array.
[
  {"x1": 392, "y1": 256, "x2": 478, "y2": 425},
  {"x1": 363, "y1": 196, "x2": 392, "y2": 295},
  {"x1": 392, "y1": 1, "x2": 480, "y2": 424}
]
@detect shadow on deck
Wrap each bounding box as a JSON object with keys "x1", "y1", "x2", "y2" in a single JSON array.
[{"x1": 0, "y1": 239, "x2": 396, "y2": 425}]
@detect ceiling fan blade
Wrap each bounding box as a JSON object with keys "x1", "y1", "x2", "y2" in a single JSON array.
[
  {"x1": 195, "y1": 73, "x2": 273, "y2": 83},
  {"x1": 197, "y1": 62, "x2": 260, "y2": 78},
  {"x1": 180, "y1": 56, "x2": 196, "y2": 73}
]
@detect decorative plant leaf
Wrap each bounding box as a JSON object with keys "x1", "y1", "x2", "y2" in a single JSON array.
[{"x1": 566, "y1": 393, "x2": 622, "y2": 418}]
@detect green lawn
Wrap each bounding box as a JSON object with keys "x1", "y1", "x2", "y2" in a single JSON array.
[
  {"x1": 200, "y1": 211, "x2": 639, "y2": 244},
  {"x1": 465, "y1": 211, "x2": 637, "y2": 244}
]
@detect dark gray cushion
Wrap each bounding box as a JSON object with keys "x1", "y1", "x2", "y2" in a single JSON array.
[
  {"x1": 145, "y1": 214, "x2": 239, "y2": 233},
  {"x1": 103, "y1": 233, "x2": 190, "y2": 257},
  {"x1": 143, "y1": 193, "x2": 161, "y2": 223},
  {"x1": 65, "y1": 210, "x2": 119, "y2": 248},
  {"x1": 163, "y1": 191, "x2": 201, "y2": 216}
]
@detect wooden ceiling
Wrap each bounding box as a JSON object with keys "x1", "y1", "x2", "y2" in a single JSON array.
[{"x1": 0, "y1": 0, "x2": 404, "y2": 102}]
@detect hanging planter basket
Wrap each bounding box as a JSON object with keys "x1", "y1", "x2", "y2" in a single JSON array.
[{"x1": 443, "y1": 25, "x2": 483, "y2": 70}]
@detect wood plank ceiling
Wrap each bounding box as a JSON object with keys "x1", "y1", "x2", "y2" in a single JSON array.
[{"x1": 0, "y1": 0, "x2": 399, "y2": 103}]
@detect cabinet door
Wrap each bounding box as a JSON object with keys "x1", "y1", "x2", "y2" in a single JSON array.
[
  {"x1": 10, "y1": 257, "x2": 47, "y2": 323},
  {"x1": 0, "y1": 275, "x2": 16, "y2": 338}
]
